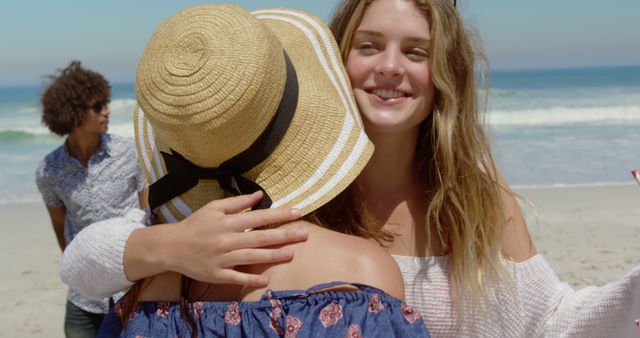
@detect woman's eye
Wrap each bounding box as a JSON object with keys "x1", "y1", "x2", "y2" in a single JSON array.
[
  {"x1": 355, "y1": 42, "x2": 379, "y2": 55},
  {"x1": 358, "y1": 42, "x2": 374, "y2": 49},
  {"x1": 406, "y1": 49, "x2": 429, "y2": 60}
]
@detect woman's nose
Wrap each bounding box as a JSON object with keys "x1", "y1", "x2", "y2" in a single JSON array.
[{"x1": 374, "y1": 49, "x2": 405, "y2": 79}]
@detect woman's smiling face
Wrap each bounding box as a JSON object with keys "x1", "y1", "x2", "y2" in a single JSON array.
[{"x1": 346, "y1": 0, "x2": 435, "y2": 137}]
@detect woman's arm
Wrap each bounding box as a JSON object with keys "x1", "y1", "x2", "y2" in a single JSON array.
[
  {"x1": 60, "y1": 208, "x2": 144, "y2": 298},
  {"x1": 510, "y1": 254, "x2": 640, "y2": 337},
  {"x1": 488, "y1": 167, "x2": 638, "y2": 335},
  {"x1": 484, "y1": 161, "x2": 537, "y2": 262},
  {"x1": 60, "y1": 191, "x2": 306, "y2": 299},
  {"x1": 497, "y1": 172, "x2": 538, "y2": 262}
]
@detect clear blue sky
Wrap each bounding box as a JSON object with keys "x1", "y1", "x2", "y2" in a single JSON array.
[{"x1": 1, "y1": 0, "x2": 638, "y2": 85}]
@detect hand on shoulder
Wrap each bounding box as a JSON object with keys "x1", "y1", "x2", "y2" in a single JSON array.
[{"x1": 124, "y1": 192, "x2": 307, "y2": 285}]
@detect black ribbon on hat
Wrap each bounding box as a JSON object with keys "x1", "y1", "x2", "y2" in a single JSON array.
[{"x1": 148, "y1": 51, "x2": 299, "y2": 212}]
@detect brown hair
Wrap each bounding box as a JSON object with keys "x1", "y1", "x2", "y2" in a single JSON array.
[
  {"x1": 330, "y1": 0, "x2": 508, "y2": 306},
  {"x1": 41, "y1": 61, "x2": 110, "y2": 136}
]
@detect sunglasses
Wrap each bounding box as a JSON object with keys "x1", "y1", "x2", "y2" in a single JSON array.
[{"x1": 89, "y1": 100, "x2": 108, "y2": 113}]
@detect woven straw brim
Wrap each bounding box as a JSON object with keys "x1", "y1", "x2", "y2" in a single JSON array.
[
  {"x1": 135, "y1": 6, "x2": 373, "y2": 222},
  {"x1": 136, "y1": 5, "x2": 285, "y2": 167}
]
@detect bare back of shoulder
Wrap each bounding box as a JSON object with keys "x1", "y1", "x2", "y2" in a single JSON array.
[
  {"x1": 138, "y1": 221, "x2": 405, "y2": 302},
  {"x1": 253, "y1": 221, "x2": 405, "y2": 300}
]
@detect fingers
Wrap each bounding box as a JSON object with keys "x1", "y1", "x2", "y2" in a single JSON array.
[
  {"x1": 208, "y1": 191, "x2": 264, "y2": 214},
  {"x1": 231, "y1": 227, "x2": 307, "y2": 249},
  {"x1": 204, "y1": 193, "x2": 302, "y2": 228},
  {"x1": 212, "y1": 247, "x2": 295, "y2": 286},
  {"x1": 223, "y1": 247, "x2": 294, "y2": 267},
  {"x1": 229, "y1": 207, "x2": 302, "y2": 232}
]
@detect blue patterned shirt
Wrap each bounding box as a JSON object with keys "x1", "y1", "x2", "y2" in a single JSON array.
[
  {"x1": 36, "y1": 133, "x2": 146, "y2": 313},
  {"x1": 98, "y1": 282, "x2": 431, "y2": 338}
]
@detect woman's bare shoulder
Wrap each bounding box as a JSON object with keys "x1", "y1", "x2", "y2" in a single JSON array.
[
  {"x1": 494, "y1": 172, "x2": 538, "y2": 262},
  {"x1": 294, "y1": 222, "x2": 405, "y2": 299}
]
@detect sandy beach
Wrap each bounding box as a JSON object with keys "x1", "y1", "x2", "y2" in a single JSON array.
[
  {"x1": 1, "y1": 183, "x2": 639, "y2": 337},
  {"x1": 1, "y1": 204, "x2": 66, "y2": 337},
  {"x1": 517, "y1": 184, "x2": 640, "y2": 288}
]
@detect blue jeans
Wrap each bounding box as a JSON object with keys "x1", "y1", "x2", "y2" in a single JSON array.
[{"x1": 64, "y1": 300, "x2": 106, "y2": 338}]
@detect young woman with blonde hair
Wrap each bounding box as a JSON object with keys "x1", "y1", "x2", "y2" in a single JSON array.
[
  {"x1": 62, "y1": 0, "x2": 640, "y2": 336},
  {"x1": 329, "y1": 0, "x2": 640, "y2": 336}
]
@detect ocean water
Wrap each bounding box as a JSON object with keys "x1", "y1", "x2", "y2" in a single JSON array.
[
  {"x1": 1, "y1": 66, "x2": 639, "y2": 205},
  {"x1": 488, "y1": 66, "x2": 640, "y2": 187}
]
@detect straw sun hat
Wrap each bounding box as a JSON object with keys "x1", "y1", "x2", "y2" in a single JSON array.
[{"x1": 135, "y1": 4, "x2": 373, "y2": 223}]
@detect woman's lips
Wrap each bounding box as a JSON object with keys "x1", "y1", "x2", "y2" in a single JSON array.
[{"x1": 366, "y1": 89, "x2": 409, "y2": 106}]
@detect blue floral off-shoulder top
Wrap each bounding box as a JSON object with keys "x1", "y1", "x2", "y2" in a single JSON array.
[{"x1": 98, "y1": 281, "x2": 430, "y2": 337}]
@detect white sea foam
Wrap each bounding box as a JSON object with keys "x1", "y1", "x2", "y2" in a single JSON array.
[
  {"x1": 109, "y1": 99, "x2": 137, "y2": 115},
  {"x1": 1, "y1": 98, "x2": 135, "y2": 116},
  {"x1": 0, "y1": 122, "x2": 134, "y2": 139},
  {"x1": 488, "y1": 105, "x2": 640, "y2": 126},
  {"x1": 0, "y1": 126, "x2": 52, "y2": 137},
  {"x1": 12, "y1": 106, "x2": 40, "y2": 115},
  {"x1": 0, "y1": 98, "x2": 136, "y2": 134}
]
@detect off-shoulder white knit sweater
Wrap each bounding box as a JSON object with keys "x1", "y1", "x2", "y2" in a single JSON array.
[{"x1": 61, "y1": 209, "x2": 640, "y2": 337}]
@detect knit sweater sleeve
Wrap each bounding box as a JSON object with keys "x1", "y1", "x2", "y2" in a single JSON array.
[
  {"x1": 507, "y1": 254, "x2": 640, "y2": 337},
  {"x1": 59, "y1": 208, "x2": 146, "y2": 299}
]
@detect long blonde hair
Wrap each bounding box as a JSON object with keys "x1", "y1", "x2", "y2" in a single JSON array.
[{"x1": 330, "y1": 0, "x2": 508, "y2": 304}]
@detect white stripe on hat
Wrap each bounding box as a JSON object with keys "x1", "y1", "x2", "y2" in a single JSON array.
[
  {"x1": 254, "y1": 11, "x2": 368, "y2": 210},
  {"x1": 136, "y1": 108, "x2": 156, "y2": 183},
  {"x1": 294, "y1": 132, "x2": 370, "y2": 211},
  {"x1": 137, "y1": 108, "x2": 189, "y2": 222},
  {"x1": 252, "y1": 9, "x2": 364, "y2": 129}
]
